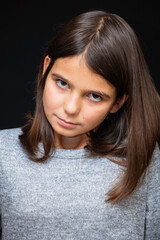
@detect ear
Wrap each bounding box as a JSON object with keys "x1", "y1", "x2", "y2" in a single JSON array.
[
  {"x1": 43, "y1": 56, "x2": 51, "y2": 75},
  {"x1": 110, "y1": 94, "x2": 128, "y2": 113}
]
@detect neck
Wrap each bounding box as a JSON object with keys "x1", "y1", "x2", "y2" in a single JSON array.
[{"x1": 53, "y1": 134, "x2": 88, "y2": 149}]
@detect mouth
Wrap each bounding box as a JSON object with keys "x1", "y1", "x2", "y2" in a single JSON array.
[{"x1": 57, "y1": 117, "x2": 78, "y2": 128}]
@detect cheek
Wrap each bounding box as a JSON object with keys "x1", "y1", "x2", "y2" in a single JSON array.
[
  {"x1": 43, "y1": 86, "x2": 62, "y2": 113},
  {"x1": 82, "y1": 106, "x2": 110, "y2": 127}
]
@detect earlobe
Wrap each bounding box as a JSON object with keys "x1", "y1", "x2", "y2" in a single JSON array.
[
  {"x1": 43, "y1": 56, "x2": 51, "y2": 75},
  {"x1": 110, "y1": 94, "x2": 128, "y2": 113}
]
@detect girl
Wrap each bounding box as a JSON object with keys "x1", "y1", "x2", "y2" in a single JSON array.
[{"x1": 0, "y1": 10, "x2": 160, "y2": 240}]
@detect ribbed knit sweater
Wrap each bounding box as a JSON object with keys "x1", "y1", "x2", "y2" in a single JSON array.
[{"x1": 0, "y1": 128, "x2": 160, "y2": 239}]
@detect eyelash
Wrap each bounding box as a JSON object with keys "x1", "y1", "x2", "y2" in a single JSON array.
[{"x1": 55, "y1": 79, "x2": 102, "y2": 102}]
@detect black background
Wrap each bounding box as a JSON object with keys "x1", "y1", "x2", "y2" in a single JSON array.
[{"x1": 0, "y1": 1, "x2": 160, "y2": 130}]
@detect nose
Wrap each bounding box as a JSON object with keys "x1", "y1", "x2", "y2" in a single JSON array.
[{"x1": 64, "y1": 92, "x2": 81, "y2": 116}]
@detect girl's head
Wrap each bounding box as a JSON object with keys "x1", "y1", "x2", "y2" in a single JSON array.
[{"x1": 35, "y1": 10, "x2": 142, "y2": 145}]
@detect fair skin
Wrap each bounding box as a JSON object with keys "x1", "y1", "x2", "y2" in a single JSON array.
[{"x1": 43, "y1": 55, "x2": 127, "y2": 149}]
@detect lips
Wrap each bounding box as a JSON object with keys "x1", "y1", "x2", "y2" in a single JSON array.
[{"x1": 57, "y1": 117, "x2": 78, "y2": 128}]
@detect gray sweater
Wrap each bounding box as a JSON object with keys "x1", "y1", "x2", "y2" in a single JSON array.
[{"x1": 0, "y1": 128, "x2": 160, "y2": 240}]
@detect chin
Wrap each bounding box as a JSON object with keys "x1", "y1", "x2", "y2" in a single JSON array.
[{"x1": 53, "y1": 128, "x2": 81, "y2": 138}]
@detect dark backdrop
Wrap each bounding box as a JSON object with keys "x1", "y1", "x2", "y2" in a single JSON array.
[{"x1": 0, "y1": 1, "x2": 160, "y2": 130}]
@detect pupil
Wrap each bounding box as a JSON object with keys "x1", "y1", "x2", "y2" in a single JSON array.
[
  {"x1": 93, "y1": 94, "x2": 99, "y2": 98},
  {"x1": 61, "y1": 81, "x2": 66, "y2": 85}
]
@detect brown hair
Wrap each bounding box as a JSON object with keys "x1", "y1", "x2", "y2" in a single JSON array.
[{"x1": 19, "y1": 10, "x2": 160, "y2": 202}]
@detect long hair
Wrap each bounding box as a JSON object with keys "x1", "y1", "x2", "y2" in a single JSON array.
[{"x1": 19, "y1": 10, "x2": 160, "y2": 202}]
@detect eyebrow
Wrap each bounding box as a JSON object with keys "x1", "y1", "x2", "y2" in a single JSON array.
[{"x1": 51, "y1": 72, "x2": 111, "y2": 99}]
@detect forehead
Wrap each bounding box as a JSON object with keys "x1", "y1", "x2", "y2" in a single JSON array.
[{"x1": 50, "y1": 55, "x2": 116, "y2": 95}]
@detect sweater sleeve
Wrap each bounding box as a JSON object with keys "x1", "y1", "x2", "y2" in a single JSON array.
[{"x1": 145, "y1": 145, "x2": 160, "y2": 239}]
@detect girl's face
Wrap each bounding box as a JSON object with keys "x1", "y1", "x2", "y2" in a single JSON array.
[{"x1": 43, "y1": 55, "x2": 126, "y2": 148}]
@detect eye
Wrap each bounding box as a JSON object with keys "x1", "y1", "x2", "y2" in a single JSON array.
[
  {"x1": 56, "y1": 79, "x2": 69, "y2": 89},
  {"x1": 89, "y1": 93, "x2": 102, "y2": 102}
]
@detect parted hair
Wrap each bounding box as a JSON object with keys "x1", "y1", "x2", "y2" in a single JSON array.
[{"x1": 19, "y1": 10, "x2": 160, "y2": 202}]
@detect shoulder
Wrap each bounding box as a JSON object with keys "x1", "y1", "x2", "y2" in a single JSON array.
[
  {"x1": 148, "y1": 144, "x2": 160, "y2": 174},
  {"x1": 144, "y1": 144, "x2": 160, "y2": 238},
  {"x1": 0, "y1": 127, "x2": 28, "y2": 169},
  {"x1": 0, "y1": 127, "x2": 22, "y2": 150},
  {"x1": 145, "y1": 144, "x2": 160, "y2": 187},
  {"x1": 0, "y1": 127, "x2": 22, "y2": 139},
  {"x1": 145, "y1": 143, "x2": 160, "y2": 203}
]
